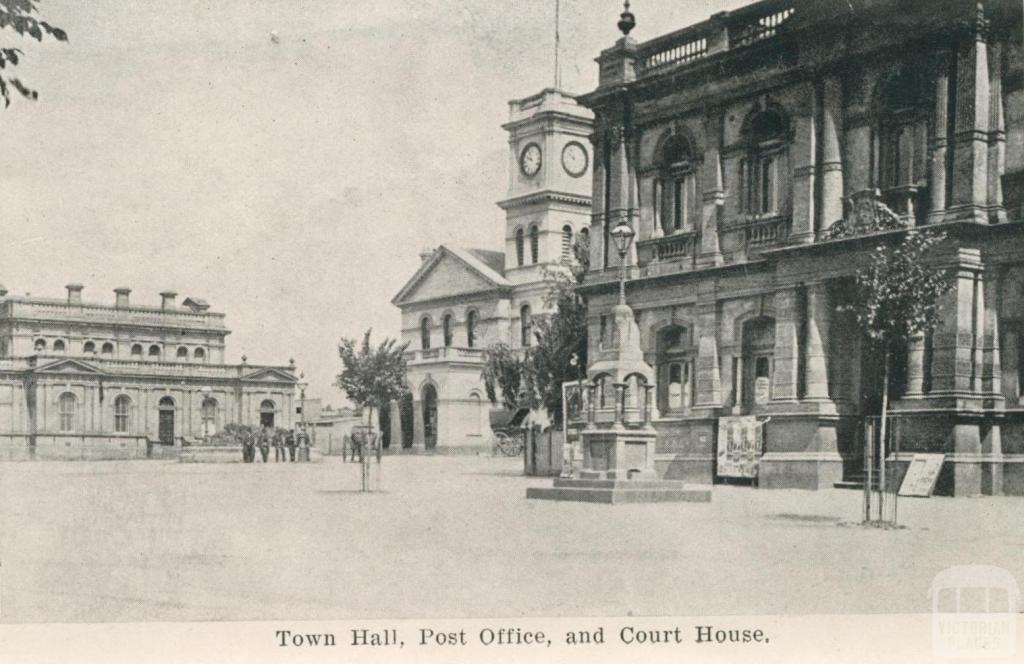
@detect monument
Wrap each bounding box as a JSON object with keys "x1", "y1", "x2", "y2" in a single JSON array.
[{"x1": 526, "y1": 221, "x2": 711, "y2": 504}]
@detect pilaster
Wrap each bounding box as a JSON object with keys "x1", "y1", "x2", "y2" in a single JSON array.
[
  {"x1": 771, "y1": 288, "x2": 799, "y2": 402},
  {"x1": 819, "y1": 76, "x2": 844, "y2": 234},
  {"x1": 791, "y1": 90, "x2": 817, "y2": 244},
  {"x1": 947, "y1": 13, "x2": 991, "y2": 224},
  {"x1": 697, "y1": 111, "x2": 724, "y2": 267},
  {"x1": 694, "y1": 305, "x2": 722, "y2": 408},
  {"x1": 929, "y1": 50, "x2": 952, "y2": 223},
  {"x1": 804, "y1": 283, "x2": 833, "y2": 403}
]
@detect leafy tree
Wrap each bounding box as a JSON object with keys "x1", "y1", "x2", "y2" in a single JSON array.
[
  {"x1": 0, "y1": 1, "x2": 68, "y2": 107},
  {"x1": 481, "y1": 342, "x2": 532, "y2": 412},
  {"x1": 841, "y1": 229, "x2": 953, "y2": 523},
  {"x1": 337, "y1": 329, "x2": 410, "y2": 433}
]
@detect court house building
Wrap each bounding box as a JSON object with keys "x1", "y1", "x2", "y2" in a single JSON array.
[
  {"x1": 0, "y1": 284, "x2": 298, "y2": 459},
  {"x1": 577, "y1": 0, "x2": 1024, "y2": 495}
]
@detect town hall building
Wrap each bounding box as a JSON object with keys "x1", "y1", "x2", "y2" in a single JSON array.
[{"x1": 576, "y1": 0, "x2": 1024, "y2": 495}]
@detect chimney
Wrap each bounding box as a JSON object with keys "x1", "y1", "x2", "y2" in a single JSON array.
[
  {"x1": 419, "y1": 246, "x2": 435, "y2": 264},
  {"x1": 160, "y1": 290, "x2": 178, "y2": 310},
  {"x1": 66, "y1": 283, "x2": 84, "y2": 305},
  {"x1": 114, "y1": 287, "x2": 131, "y2": 308}
]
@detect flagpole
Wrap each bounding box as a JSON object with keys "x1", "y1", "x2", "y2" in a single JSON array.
[{"x1": 554, "y1": 0, "x2": 561, "y2": 89}]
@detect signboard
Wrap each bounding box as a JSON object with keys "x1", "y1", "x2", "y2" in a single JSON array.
[
  {"x1": 717, "y1": 415, "x2": 765, "y2": 479},
  {"x1": 898, "y1": 453, "x2": 945, "y2": 497}
]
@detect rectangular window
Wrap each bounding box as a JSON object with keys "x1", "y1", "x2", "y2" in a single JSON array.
[
  {"x1": 673, "y1": 179, "x2": 683, "y2": 231},
  {"x1": 653, "y1": 179, "x2": 662, "y2": 231},
  {"x1": 760, "y1": 155, "x2": 775, "y2": 214}
]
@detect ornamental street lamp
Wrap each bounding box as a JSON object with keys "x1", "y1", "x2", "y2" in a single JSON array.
[
  {"x1": 297, "y1": 372, "x2": 308, "y2": 431},
  {"x1": 610, "y1": 220, "x2": 636, "y2": 305}
]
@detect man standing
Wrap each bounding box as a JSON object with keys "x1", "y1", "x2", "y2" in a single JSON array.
[
  {"x1": 276, "y1": 429, "x2": 289, "y2": 463},
  {"x1": 296, "y1": 424, "x2": 310, "y2": 462},
  {"x1": 258, "y1": 426, "x2": 271, "y2": 463},
  {"x1": 242, "y1": 430, "x2": 255, "y2": 463},
  {"x1": 286, "y1": 428, "x2": 297, "y2": 462}
]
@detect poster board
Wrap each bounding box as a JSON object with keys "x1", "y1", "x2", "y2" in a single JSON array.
[
  {"x1": 561, "y1": 381, "x2": 586, "y2": 477},
  {"x1": 716, "y1": 415, "x2": 765, "y2": 479},
  {"x1": 898, "y1": 453, "x2": 945, "y2": 497}
]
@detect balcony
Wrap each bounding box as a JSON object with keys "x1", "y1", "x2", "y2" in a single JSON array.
[
  {"x1": 404, "y1": 347, "x2": 485, "y2": 365},
  {"x1": 634, "y1": 0, "x2": 795, "y2": 81},
  {"x1": 724, "y1": 214, "x2": 792, "y2": 251},
  {"x1": 636, "y1": 232, "x2": 697, "y2": 275}
]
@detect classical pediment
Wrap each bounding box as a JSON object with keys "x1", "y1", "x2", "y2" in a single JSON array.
[
  {"x1": 392, "y1": 245, "x2": 510, "y2": 306},
  {"x1": 33, "y1": 358, "x2": 107, "y2": 376},
  {"x1": 241, "y1": 367, "x2": 298, "y2": 383}
]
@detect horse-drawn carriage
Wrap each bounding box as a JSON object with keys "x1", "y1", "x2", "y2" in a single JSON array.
[{"x1": 488, "y1": 407, "x2": 529, "y2": 457}]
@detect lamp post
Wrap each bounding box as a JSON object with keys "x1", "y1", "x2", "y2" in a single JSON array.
[
  {"x1": 610, "y1": 220, "x2": 636, "y2": 305},
  {"x1": 297, "y1": 372, "x2": 308, "y2": 430}
]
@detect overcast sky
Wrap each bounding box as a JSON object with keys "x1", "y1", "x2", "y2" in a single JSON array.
[{"x1": 1, "y1": 0, "x2": 748, "y2": 403}]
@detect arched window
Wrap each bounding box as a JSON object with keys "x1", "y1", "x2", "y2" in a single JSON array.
[
  {"x1": 194, "y1": 347, "x2": 206, "y2": 362},
  {"x1": 131, "y1": 344, "x2": 143, "y2": 358},
  {"x1": 420, "y1": 317, "x2": 431, "y2": 350},
  {"x1": 114, "y1": 395, "x2": 131, "y2": 433},
  {"x1": 515, "y1": 228, "x2": 525, "y2": 267},
  {"x1": 739, "y1": 108, "x2": 790, "y2": 218},
  {"x1": 83, "y1": 341, "x2": 96, "y2": 354},
  {"x1": 520, "y1": 304, "x2": 532, "y2": 347},
  {"x1": 529, "y1": 224, "x2": 539, "y2": 264},
  {"x1": 158, "y1": 396, "x2": 175, "y2": 444},
  {"x1": 654, "y1": 133, "x2": 698, "y2": 234},
  {"x1": 58, "y1": 392, "x2": 76, "y2": 432},
  {"x1": 442, "y1": 313, "x2": 454, "y2": 347},
  {"x1": 201, "y1": 397, "x2": 218, "y2": 436},
  {"x1": 466, "y1": 310, "x2": 478, "y2": 348},
  {"x1": 561, "y1": 225, "x2": 573, "y2": 261},
  {"x1": 148, "y1": 344, "x2": 161, "y2": 359},
  {"x1": 53, "y1": 339, "x2": 66, "y2": 353},
  {"x1": 875, "y1": 69, "x2": 932, "y2": 224},
  {"x1": 101, "y1": 342, "x2": 114, "y2": 356},
  {"x1": 176, "y1": 346, "x2": 189, "y2": 359},
  {"x1": 34, "y1": 339, "x2": 46, "y2": 353}
]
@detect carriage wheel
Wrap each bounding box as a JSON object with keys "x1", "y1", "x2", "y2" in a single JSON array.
[{"x1": 496, "y1": 431, "x2": 523, "y2": 457}]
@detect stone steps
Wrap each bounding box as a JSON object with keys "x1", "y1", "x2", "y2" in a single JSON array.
[{"x1": 526, "y1": 483, "x2": 712, "y2": 504}]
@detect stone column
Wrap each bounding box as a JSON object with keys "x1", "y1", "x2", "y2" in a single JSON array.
[
  {"x1": 694, "y1": 305, "x2": 722, "y2": 408},
  {"x1": 791, "y1": 85, "x2": 817, "y2": 244},
  {"x1": 771, "y1": 289, "x2": 799, "y2": 401},
  {"x1": 613, "y1": 383, "x2": 626, "y2": 426},
  {"x1": 972, "y1": 273, "x2": 984, "y2": 395},
  {"x1": 804, "y1": 283, "x2": 832, "y2": 401},
  {"x1": 948, "y1": 17, "x2": 991, "y2": 224},
  {"x1": 698, "y1": 111, "x2": 724, "y2": 267},
  {"x1": 643, "y1": 383, "x2": 654, "y2": 425},
  {"x1": 412, "y1": 398, "x2": 425, "y2": 448},
  {"x1": 929, "y1": 50, "x2": 952, "y2": 223},
  {"x1": 929, "y1": 249, "x2": 983, "y2": 394},
  {"x1": 988, "y1": 43, "x2": 1007, "y2": 223},
  {"x1": 590, "y1": 132, "x2": 607, "y2": 271},
  {"x1": 983, "y1": 273, "x2": 1002, "y2": 398},
  {"x1": 819, "y1": 76, "x2": 845, "y2": 234},
  {"x1": 586, "y1": 384, "x2": 596, "y2": 425}
]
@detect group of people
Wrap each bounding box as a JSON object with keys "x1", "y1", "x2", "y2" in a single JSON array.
[{"x1": 241, "y1": 424, "x2": 311, "y2": 463}]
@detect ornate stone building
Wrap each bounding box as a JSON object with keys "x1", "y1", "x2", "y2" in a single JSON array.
[
  {"x1": 578, "y1": 0, "x2": 1024, "y2": 494},
  {"x1": 0, "y1": 284, "x2": 297, "y2": 460},
  {"x1": 390, "y1": 89, "x2": 593, "y2": 452}
]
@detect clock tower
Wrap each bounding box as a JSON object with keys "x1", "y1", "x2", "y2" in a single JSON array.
[{"x1": 498, "y1": 88, "x2": 593, "y2": 287}]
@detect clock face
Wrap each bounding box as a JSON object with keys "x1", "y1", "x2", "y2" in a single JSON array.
[
  {"x1": 562, "y1": 141, "x2": 588, "y2": 177},
  {"x1": 520, "y1": 143, "x2": 542, "y2": 177}
]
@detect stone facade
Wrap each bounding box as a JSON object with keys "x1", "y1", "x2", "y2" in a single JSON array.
[
  {"x1": 390, "y1": 89, "x2": 593, "y2": 452},
  {"x1": 577, "y1": 0, "x2": 1024, "y2": 495},
  {"x1": 0, "y1": 284, "x2": 297, "y2": 460}
]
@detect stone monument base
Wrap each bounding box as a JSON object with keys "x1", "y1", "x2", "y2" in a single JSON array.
[{"x1": 526, "y1": 475, "x2": 711, "y2": 504}]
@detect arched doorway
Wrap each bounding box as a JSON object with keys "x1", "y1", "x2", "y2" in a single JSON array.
[
  {"x1": 740, "y1": 317, "x2": 776, "y2": 413},
  {"x1": 158, "y1": 396, "x2": 175, "y2": 445},
  {"x1": 422, "y1": 384, "x2": 438, "y2": 450},
  {"x1": 260, "y1": 400, "x2": 276, "y2": 428}
]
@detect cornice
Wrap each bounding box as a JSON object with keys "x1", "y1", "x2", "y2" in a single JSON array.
[{"x1": 497, "y1": 190, "x2": 592, "y2": 211}]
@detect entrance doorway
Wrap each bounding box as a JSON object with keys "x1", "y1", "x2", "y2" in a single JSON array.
[
  {"x1": 260, "y1": 399, "x2": 276, "y2": 428},
  {"x1": 400, "y1": 393, "x2": 414, "y2": 448},
  {"x1": 422, "y1": 384, "x2": 438, "y2": 450},
  {"x1": 158, "y1": 396, "x2": 175, "y2": 445}
]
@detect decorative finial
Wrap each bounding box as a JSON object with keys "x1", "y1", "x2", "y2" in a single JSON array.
[{"x1": 618, "y1": 0, "x2": 635, "y2": 36}]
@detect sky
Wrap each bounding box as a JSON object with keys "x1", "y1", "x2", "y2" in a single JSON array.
[{"x1": 1, "y1": 0, "x2": 750, "y2": 403}]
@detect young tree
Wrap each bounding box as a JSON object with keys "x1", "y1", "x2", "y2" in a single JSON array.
[
  {"x1": 528, "y1": 266, "x2": 587, "y2": 425},
  {"x1": 842, "y1": 229, "x2": 953, "y2": 523},
  {"x1": 337, "y1": 330, "x2": 409, "y2": 490},
  {"x1": 0, "y1": 1, "x2": 68, "y2": 107}
]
